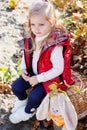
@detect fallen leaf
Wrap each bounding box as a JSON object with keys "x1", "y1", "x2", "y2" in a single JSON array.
[
  {"x1": 0, "y1": 119, "x2": 6, "y2": 125},
  {"x1": 76, "y1": 0, "x2": 84, "y2": 9},
  {"x1": 31, "y1": 120, "x2": 40, "y2": 130}
]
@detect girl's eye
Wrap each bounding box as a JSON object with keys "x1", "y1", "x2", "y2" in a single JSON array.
[
  {"x1": 31, "y1": 23, "x2": 44, "y2": 27},
  {"x1": 31, "y1": 24, "x2": 35, "y2": 26},
  {"x1": 39, "y1": 24, "x2": 44, "y2": 26}
]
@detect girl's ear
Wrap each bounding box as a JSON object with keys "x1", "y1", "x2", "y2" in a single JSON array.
[
  {"x1": 51, "y1": 23, "x2": 54, "y2": 27},
  {"x1": 50, "y1": 20, "x2": 55, "y2": 27}
]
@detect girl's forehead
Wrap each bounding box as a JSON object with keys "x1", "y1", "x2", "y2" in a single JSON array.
[{"x1": 30, "y1": 14, "x2": 47, "y2": 21}]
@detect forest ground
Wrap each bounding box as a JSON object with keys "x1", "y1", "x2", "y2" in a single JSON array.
[{"x1": 0, "y1": 0, "x2": 87, "y2": 130}]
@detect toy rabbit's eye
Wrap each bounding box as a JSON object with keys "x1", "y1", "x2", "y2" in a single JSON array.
[{"x1": 56, "y1": 110, "x2": 58, "y2": 112}]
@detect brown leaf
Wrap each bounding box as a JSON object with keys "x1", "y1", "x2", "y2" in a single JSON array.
[
  {"x1": 0, "y1": 119, "x2": 7, "y2": 125},
  {"x1": 0, "y1": 83, "x2": 12, "y2": 94},
  {"x1": 43, "y1": 120, "x2": 53, "y2": 128},
  {"x1": 31, "y1": 120, "x2": 40, "y2": 130},
  {"x1": 72, "y1": 13, "x2": 82, "y2": 21}
]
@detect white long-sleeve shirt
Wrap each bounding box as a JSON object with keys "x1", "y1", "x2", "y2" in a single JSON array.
[{"x1": 20, "y1": 35, "x2": 64, "y2": 83}]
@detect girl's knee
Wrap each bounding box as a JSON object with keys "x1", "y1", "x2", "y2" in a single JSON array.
[
  {"x1": 12, "y1": 77, "x2": 29, "y2": 94},
  {"x1": 28, "y1": 90, "x2": 45, "y2": 104},
  {"x1": 11, "y1": 78, "x2": 22, "y2": 93},
  {"x1": 12, "y1": 81, "x2": 19, "y2": 93}
]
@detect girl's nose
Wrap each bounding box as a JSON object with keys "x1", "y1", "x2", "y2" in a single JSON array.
[{"x1": 35, "y1": 26, "x2": 40, "y2": 31}]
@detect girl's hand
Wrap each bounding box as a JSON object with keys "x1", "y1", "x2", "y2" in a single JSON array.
[
  {"x1": 28, "y1": 76, "x2": 38, "y2": 87},
  {"x1": 21, "y1": 69, "x2": 29, "y2": 81}
]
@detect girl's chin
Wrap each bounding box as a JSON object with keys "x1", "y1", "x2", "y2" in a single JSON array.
[{"x1": 35, "y1": 34, "x2": 43, "y2": 37}]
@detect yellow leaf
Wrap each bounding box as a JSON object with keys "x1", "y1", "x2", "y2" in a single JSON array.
[
  {"x1": 84, "y1": 12, "x2": 87, "y2": 19},
  {"x1": 9, "y1": 0, "x2": 17, "y2": 8},
  {"x1": 51, "y1": 0, "x2": 67, "y2": 9},
  {"x1": 49, "y1": 82, "x2": 58, "y2": 90},
  {"x1": 17, "y1": 57, "x2": 22, "y2": 65},
  {"x1": 75, "y1": 29, "x2": 81, "y2": 36},
  {"x1": 0, "y1": 67, "x2": 8, "y2": 72},
  {"x1": 70, "y1": 32, "x2": 78, "y2": 39},
  {"x1": 69, "y1": 85, "x2": 81, "y2": 92},
  {"x1": 58, "y1": 90, "x2": 67, "y2": 94}
]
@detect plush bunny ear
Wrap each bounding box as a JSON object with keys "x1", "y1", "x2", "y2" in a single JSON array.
[
  {"x1": 58, "y1": 94, "x2": 78, "y2": 130},
  {"x1": 50, "y1": 95, "x2": 61, "y2": 116},
  {"x1": 36, "y1": 94, "x2": 50, "y2": 120}
]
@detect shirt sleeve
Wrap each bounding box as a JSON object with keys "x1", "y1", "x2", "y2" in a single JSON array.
[
  {"x1": 20, "y1": 51, "x2": 26, "y2": 70},
  {"x1": 36, "y1": 46, "x2": 64, "y2": 82}
]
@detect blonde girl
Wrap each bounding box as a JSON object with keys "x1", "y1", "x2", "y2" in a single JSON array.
[{"x1": 9, "y1": 0, "x2": 70, "y2": 124}]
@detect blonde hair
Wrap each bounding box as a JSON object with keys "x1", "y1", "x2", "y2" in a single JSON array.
[{"x1": 25, "y1": 0, "x2": 66, "y2": 52}]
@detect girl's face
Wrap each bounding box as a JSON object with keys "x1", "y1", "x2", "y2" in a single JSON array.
[{"x1": 30, "y1": 14, "x2": 53, "y2": 37}]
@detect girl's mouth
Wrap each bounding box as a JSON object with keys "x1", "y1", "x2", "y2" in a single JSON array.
[{"x1": 36, "y1": 32, "x2": 41, "y2": 34}]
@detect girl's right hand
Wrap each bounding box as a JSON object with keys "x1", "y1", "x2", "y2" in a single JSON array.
[{"x1": 21, "y1": 69, "x2": 29, "y2": 81}]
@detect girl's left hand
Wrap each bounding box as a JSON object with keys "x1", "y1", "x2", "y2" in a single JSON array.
[{"x1": 28, "y1": 76, "x2": 38, "y2": 87}]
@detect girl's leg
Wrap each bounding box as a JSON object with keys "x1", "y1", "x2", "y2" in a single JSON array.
[
  {"x1": 25, "y1": 83, "x2": 46, "y2": 113},
  {"x1": 12, "y1": 76, "x2": 31, "y2": 100},
  {"x1": 9, "y1": 83, "x2": 46, "y2": 124},
  {"x1": 11, "y1": 76, "x2": 31, "y2": 113}
]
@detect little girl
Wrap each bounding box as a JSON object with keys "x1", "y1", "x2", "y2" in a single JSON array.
[{"x1": 9, "y1": 0, "x2": 73, "y2": 124}]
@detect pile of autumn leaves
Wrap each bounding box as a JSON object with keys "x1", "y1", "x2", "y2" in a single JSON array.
[{"x1": 51, "y1": 0, "x2": 87, "y2": 76}]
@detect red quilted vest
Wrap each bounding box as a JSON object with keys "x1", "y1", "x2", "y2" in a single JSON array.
[{"x1": 24, "y1": 29, "x2": 75, "y2": 93}]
